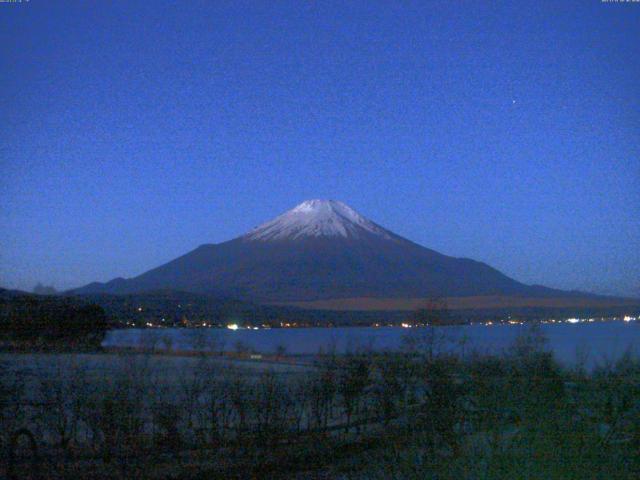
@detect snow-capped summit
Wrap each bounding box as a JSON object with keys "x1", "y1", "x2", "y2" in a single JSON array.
[{"x1": 243, "y1": 199, "x2": 393, "y2": 241}]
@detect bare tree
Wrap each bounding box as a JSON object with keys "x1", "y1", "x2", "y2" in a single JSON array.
[
  {"x1": 308, "y1": 357, "x2": 337, "y2": 430},
  {"x1": 337, "y1": 355, "x2": 370, "y2": 433}
]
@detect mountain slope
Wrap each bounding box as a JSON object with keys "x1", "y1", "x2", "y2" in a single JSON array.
[{"x1": 72, "y1": 200, "x2": 577, "y2": 302}]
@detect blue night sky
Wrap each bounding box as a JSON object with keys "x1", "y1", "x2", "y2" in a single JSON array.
[{"x1": 1, "y1": 1, "x2": 638, "y2": 296}]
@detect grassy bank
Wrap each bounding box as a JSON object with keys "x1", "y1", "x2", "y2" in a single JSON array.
[{"x1": 1, "y1": 326, "x2": 638, "y2": 479}]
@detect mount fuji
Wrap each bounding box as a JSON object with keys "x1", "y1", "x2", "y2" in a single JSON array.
[{"x1": 71, "y1": 199, "x2": 582, "y2": 307}]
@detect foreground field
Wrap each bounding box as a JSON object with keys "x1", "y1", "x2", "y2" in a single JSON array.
[{"x1": 1, "y1": 327, "x2": 639, "y2": 479}]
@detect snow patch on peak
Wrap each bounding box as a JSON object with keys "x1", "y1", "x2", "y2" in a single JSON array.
[{"x1": 243, "y1": 199, "x2": 393, "y2": 241}]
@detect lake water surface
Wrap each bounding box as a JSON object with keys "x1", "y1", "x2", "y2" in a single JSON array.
[{"x1": 103, "y1": 321, "x2": 639, "y2": 369}]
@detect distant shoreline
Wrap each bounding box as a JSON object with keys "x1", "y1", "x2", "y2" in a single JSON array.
[{"x1": 275, "y1": 294, "x2": 640, "y2": 311}]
